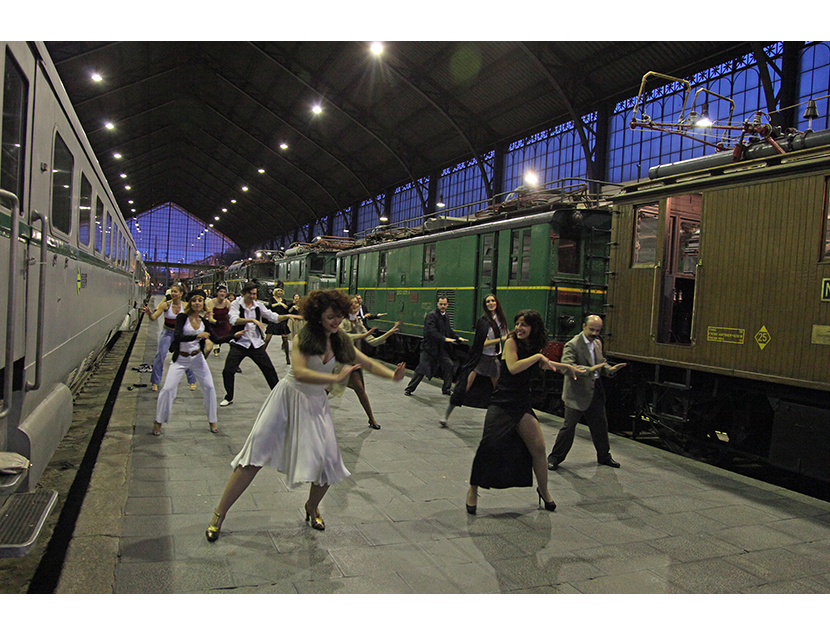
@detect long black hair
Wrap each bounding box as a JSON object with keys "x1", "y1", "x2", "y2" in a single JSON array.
[
  {"x1": 296, "y1": 289, "x2": 356, "y2": 364},
  {"x1": 510, "y1": 309, "x2": 547, "y2": 357},
  {"x1": 482, "y1": 293, "x2": 508, "y2": 338}
]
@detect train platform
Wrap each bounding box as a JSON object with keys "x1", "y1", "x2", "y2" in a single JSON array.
[{"x1": 53, "y1": 309, "x2": 830, "y2": 596}]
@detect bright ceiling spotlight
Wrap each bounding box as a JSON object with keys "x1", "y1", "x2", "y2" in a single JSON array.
[
  {"x1": 258, "y1": 168, "x2": 265, "y2": 173},
  {"x1": 231, "y1": 199, "x2": 237, "y2": 204},
  {"x1": 312, "y1": 104, "x2": 323, "y2": 115},
  {"x1": 524, "y1": 172, "x2": 538, "y2": 185},
  {"x1": 222, "y1": 208, "x2": 228, "y2": 212},
  {"x1": 104, "y1": 122, "x2": 115, "y2": 130},
  {"x1": 436, "y1": 194, "x2": 446, "y2": 209},
  {"x1": 120, "y1": 173, "x2": 127, "y2": 178},
  {"x1": 91, "y1": 72, "x2": 103, "y2": 82},
  {"x1": 280, "y1": 143, "x2": 288, "y2": 150},
  {"x1": 214, "y1": 216, "x2": 219, "y2": 220},
  {"x1": 125, "y1": 185, "x2": 131, "y2": 190},
  {"x1": 113, "y1": 152, "x2": 122, "y2": 159},
  {"x1": 128, "y1": 200, "x2": 134, "y2": 204},
  {"x1": 242, "y1": 186, "x2": 248, "y2": 191},
  {"x1": 370, "y1": 42, "x2": 383, "y2": 55}
]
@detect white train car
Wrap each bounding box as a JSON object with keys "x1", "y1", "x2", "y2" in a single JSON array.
[{"x1": 1, "y1": 42, "x2": 147, "y2": 556}]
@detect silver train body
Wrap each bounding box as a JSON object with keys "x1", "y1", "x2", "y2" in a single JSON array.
[{"x1": 1, "y1": 41, "x2": 147, "y2": 510}]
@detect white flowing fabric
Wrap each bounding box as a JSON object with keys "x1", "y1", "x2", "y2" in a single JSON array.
[{"x1": 231, "y1": 355, "x2": 350, "y2": 488}]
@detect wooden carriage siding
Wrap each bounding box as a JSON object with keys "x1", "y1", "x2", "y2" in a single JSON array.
[{"x1": 606, "y1": 148, "x2": 830, "y2": 393}]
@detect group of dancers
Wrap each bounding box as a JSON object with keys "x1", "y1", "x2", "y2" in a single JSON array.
[{"x1": 142, "y1": 283, "x2": 626, "y2": 541}]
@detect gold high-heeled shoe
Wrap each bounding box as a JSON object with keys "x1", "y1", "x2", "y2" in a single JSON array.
[
  {"x1": 205, "y1": 509, "x2": 224, "y2": 542},
  {"x1": 304, "y1": 503, "x2": 325, "y2": 531}
]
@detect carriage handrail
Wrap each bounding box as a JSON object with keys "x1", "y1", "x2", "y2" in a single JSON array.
[
  {"x1": 26, "y1": 210, "x2": 48, "y2": 393},
  {"x1": 0, "y1": 190, "x2": 21, "y2": 422}
]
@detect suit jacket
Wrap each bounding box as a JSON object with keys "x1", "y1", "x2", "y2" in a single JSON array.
[
  {"x1": 421, "y1": 308, "x2": 457, "y2": 355},
  {"x1": 561, "y1": 332, "x2": 612, "y2": 411}
]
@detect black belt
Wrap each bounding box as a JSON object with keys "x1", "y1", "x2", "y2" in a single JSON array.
[{"x1": 179, "y1": 350, "x2": 200, "y2": 357}]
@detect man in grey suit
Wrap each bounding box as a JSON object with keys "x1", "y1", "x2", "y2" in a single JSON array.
[{"x1": 547, "y1": 315, "x2": 627, "y2": 470}]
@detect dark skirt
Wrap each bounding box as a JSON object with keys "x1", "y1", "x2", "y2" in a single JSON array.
[
  {"x1": 469, "y1": 404, "x2": 533, "y2": 490},
  {"x1": 266, "y1": 319, "x2": 290, "y2": 336}
]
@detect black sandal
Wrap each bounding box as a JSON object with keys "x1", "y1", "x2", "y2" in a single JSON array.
[{"x1": 368, "y1": 421, "x2": 381, "y2": 430}]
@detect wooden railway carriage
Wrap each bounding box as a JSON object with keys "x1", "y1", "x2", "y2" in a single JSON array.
[
  {"x1": 336, "y1": 186, "x2": 612, "y2": 412},
  {"x1": 606, "y1": 142, "x2": 830, "y2": 480}
]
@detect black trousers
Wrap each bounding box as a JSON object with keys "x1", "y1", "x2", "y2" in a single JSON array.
[
  {"x1": 222, "y1": 342, "x2": 279, "y2": 401},
  {"x1": 548, "y1": 381, "x2": 611, "y2": 464},
  {"x1": 406, "y1": 349, "x2": 454, "y2": 394}
]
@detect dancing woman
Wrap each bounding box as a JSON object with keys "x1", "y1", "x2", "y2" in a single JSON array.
[
  {"x1": 441, "y1": 293, "x2": 509, "y2": 426},
  {"x1": 205, "y1": 284, "x2": 232, "y2": 357},
  {"x1": 334, "y1": 295, "x2": 402, "y2": 429},
  {"x1": 152, "y1": 289, "x2": 223, "y2": 436},
  {"x1": 465, "y1": 310, "x2": 582, "y2": 515},
  {"x1": 206, "y1": 289, "x2": 406, "y2": 541},
  {"x1": 143, "y1": 283, "x2": 198, "y2": 392},
  {"x1": 264, "y1": 286, "x2": 293, "y2": 364}
]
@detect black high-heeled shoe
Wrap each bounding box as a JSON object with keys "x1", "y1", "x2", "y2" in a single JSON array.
[
  {"x1": 536, "y1": 487, "x2": 556, "y2": 511},
  {"x1": 305, "y1": 503, "x2": 325, "y2": 531},
  {"x1": 465, "y1": 489, "x2": 477, "y2": 515}
]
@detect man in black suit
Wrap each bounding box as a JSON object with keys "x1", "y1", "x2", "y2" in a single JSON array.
[
  {"x1": 405, "y1": 296, "x2": 467, "y2": 396},
  {"x1": 547, "y1": 315, "x2": 627, "y2": 470}
]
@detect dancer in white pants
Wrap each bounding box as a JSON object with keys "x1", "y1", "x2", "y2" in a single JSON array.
[{"x1": 153, "y1": 289, "x2": 224, "y2": 436}]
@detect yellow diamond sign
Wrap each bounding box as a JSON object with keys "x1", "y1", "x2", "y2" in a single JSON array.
[{"x1": 754, "y1": 326, "x2": 771, "y2": 350}]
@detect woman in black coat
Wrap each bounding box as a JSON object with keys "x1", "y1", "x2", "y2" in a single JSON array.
[{"x1": 440, "y1": 294, "x2": 508, "y2": 427}]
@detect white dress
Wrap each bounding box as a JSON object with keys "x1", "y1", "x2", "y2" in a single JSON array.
[{"x1": 231, "y1": 355, "x2": 350, "y2": 488}]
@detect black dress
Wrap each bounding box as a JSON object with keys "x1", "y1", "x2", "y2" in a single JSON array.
[
  {"x1": 265, "y1": 300, "x2": 290, "y2": 336},
  {"x1": 469, "y1": 352, "x2": 537, "y2": 490}
]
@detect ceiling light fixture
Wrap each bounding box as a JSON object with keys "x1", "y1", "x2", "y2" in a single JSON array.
[
  {"x1": 258, "y1": 168, "x2": 265, "y2": 173},
  {"x1": 280, "y1": 143, "x2": 288, "y2": 150},
  {"x1": 120, "y1": 173, "x2": 127, "y2": 178},
  {"x1": 370, "y1": 42, "x2": 383, "y2": 55},
  {"x1": 104, "y1": 122, "x2": 115, "y2": 130},
  {"x1": 221, "y1": 208, "x2": 228, "y2": 212},
  {"x1": 91, "y1": 73, "x2": 103, "y2": 82},
  {"x1": 242, "y1": 186, "x2": 248, "y2": 191},
  {"x1": 312, "y1": 105, "x2": 322, "y2": 115},
  {"x1": 113, "y1": 152, "x2": 122, "y2": 159},
  {"x1": 436, "y1": 194, "x2": 445, "y2": 209},
  {"x1": 231, "y1": 199, "x2": 237, "y2": 204},
  {"x1": 125, "y1": 185, "x2": 131, "y2": 190}
]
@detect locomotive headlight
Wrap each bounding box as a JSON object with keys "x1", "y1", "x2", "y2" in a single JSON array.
[
  {"x1": 559, "y1": 314, "x2": 576, "y2": 332},
  {"x1": 569, "y1": 210, "x2": 583, "y2": 226}
]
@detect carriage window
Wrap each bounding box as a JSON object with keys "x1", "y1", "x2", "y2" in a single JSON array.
[
  {"x1": 78, "y1": 174, "x2": 92, "y2": 247},
  {"x1": 105, "y1": 212, "x2": 112, "y2": 258},
  {"x1": 95, "y1": 197, "x2": 104, "y2": 253},
  {"x1": 481, "y1": 234, "x2": 493, "y2": 278},
  {"x1": 824, "y1": 184, "x2": 830, "y2": 260},
  {"x1": 1, "y1": 50, "x2": 28, "y2": 201},
  {"x1": 51, "y1": 132, "x2": 74, "y2": 235},
  {"x1": 509, "y1": 228, "x2": 532, "y2": 282},
  {"x1": 423, "y1": 243, "x2": 436, "y2": 282},
  {"x1": 632, "y1": 203, "x2": 659, "y2": 266},
  {"x1": 379, "y1": 251, "x2": 388, "y2": 284},
  {"x1": 557, "y1": 232, "x2": 580, "y2": 274}
]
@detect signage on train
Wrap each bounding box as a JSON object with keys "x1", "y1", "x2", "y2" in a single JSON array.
[
  {"x1": 755, "y1": 326, "x2": 771, "y2": 350},
  {"x1": 706, "y1": 326, "x2": 745, "y2": 344},
  {"x1": 822, "y1": 278, "x2": 830, "y2": 302}
]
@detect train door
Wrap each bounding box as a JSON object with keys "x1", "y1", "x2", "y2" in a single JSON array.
[
  {"x1": 475, "y1": 231, "x2": 497, "y2": 311},
  {"x1": 1, "y1": 43, "x2": 36, "y2": 453},
  {"x1": 657, "y1": 194, "x2": 701, "y2": 344}
]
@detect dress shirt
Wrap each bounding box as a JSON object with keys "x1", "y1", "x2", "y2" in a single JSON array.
[{"x1": 229, "y1": 297, "x2": 281, "y2": 349}]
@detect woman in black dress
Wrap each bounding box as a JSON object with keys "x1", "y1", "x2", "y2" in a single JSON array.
[
  {"x1": 465, "y1": 309, "x2": 581, "y2": 515},
  {"x1": 264, "y1": 285, "x2": 293, "y2": 364}
]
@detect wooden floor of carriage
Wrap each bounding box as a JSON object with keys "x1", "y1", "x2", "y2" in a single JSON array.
[{"x1": 55, "y1": 311, "x2": 830, "y2": 594}]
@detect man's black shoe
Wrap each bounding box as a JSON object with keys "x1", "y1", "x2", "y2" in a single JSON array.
[
  {"x1": 404, "y1": 389, "x2": 413, "y2": 396},
  {"x1": 598, "y1": 457, "x2": 621, "y2": 468},
  {"x1": 547, "y1": 457, "x2": 559, "y2": 471},
  {"x1": 442, "y1": 390, "x2": 452, "y2": 395}
]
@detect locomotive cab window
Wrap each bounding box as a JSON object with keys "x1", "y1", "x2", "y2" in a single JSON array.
[
  {"x1": 509, "y1": 228, "x2": 532, "y2": 283},
  {"x1": 632, "y1": 203, "x2": 659, "y2": 266},
  {"x1": 556, "y1": 226, "x2": 581, "y2": 275},
  {"x1": 1, "y1": 49, "x2": 28, "y2": 203},
  {"x1": 379, "y1": 251, "x2": 388, "y2": 284},
  {"x1": 423, "y1": 243, "x2": 436, "y2": 282},
  {"x1": 51, "y1": 131, "x2": 74, "y2": 236}
]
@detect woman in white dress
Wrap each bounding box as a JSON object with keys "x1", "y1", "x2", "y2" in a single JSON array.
[{"x1": 206, "y1": 289, "x2": 406, "y2": 540}]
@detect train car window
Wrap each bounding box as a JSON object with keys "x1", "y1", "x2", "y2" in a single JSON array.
[
  {"x1": 105, "y1": 212, "x2": 112, "y2": 258},
  {"x1": 423, "y1": 243, "x2": 436, "y2": 282},
  {"x1": 379, "y1": 251, "x2": 388, "y2": 284},
  {"x1": 95, "y1": 197, "x2": 104, "y2": 253},
  {"x1": 78, "y1": 174, "x2": 92, "y2": 247},
  {"x1": 557, "y1": 232, "x2": 580, "y2": 274},
  {"x1": 824, "y1": 184, "x2": 830, "y2": 260},
  {"x1": 632, "y1": 203, "x2": 659, "y2": 266},
  {"x1": 509, "y1": 229, "x2": 532, "y2": 282},
  {"x1": 1, "y1": 49, "x2": 28, "y2": 201},
  {"x1": 51, "y1": 132, "x2": 74, "y2": 235},
  {"x1": 481, "y1": 235, "x2": 493, "y2": 278}
]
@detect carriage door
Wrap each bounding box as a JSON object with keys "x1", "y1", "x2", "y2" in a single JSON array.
[
  {"x1": 476, "y1": 232, "x2": 497, "y2": 309},
  {"x1": 1, "y1": 44, "x2": 36, "y2": 444},
  {"x1": 657, "y1": 194, "x2": 701, "y2": 344}
]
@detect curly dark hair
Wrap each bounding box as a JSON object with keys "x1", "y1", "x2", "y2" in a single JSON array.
[
  {"x1": 296, "y1": 289, "x2": 356, "y2": 363},
  {"x1": 510, "y1": 309, "x2": 548, "y2": 356}
]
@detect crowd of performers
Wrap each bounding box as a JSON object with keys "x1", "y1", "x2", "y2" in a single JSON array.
[{"x1": 143, "y1": 282, "x2": 625, "y2": 540}]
